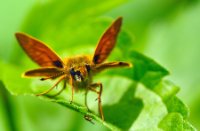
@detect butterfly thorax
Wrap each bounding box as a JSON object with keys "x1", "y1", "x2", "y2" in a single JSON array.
[{"x1": 63, "y1": 55, "x2": 92, "y2": 68}]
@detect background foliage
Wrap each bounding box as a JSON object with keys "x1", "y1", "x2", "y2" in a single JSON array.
[{"x1": 0, "y1": 0, "x2": 200, "y2": 130}]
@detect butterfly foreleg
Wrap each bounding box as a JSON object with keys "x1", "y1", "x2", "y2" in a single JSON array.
[
  {"x1": 50, "y1": 78, "x2": 68, "y2": 97},
  {"x1": 36, "y1": 75, "x2": 65, "y2": 96}
]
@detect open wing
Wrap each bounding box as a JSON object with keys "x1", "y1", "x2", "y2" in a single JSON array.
[
  {"x1": 93, "y1": 17, "x2": 122, "y2": 64},
  {"x1": 15, "y1": 32, "x2": 64, "y2": 68},
  {"x1": 23, "y1": 67, "x2": 63, "y2": 78}
]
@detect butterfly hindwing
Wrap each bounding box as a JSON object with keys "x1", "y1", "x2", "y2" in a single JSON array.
[{"x1": 24, "y1": 67, "x2": 63, "y2": 78}]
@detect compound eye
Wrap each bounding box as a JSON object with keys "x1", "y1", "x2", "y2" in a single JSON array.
[
  {"x1": 85, "y1": 64, "x2": 90, "y2": 72},
  {"x1": 70, "y1": 68, "x2": 82, "y2": 81},
  {"x1": 70, "y1": 68, "x2": 76, "y2": 76}
]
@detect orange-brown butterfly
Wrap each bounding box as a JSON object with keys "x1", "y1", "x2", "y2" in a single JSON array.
[{"x1": 15, "y1": 17, "x2": 131, "y2": 120}]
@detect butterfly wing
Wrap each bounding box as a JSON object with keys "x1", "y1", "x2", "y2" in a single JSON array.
[
  {"x1": 15, "y1": 33, "x2": 64, "y2": 68},
  {"x1": 93, "y1": 17, "x2": 122, "y2": 64},
  {"x1": 93, "y1": 61, "x2": 131, "y2": 73},
  {"x1": 23, "y1": 67, "x2": 63, "y2": 78}
]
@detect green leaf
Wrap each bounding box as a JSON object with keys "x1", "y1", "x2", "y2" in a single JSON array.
[
  {"x1": 103, "y1": 84, "x2": 143, "y2": 130},
  {"x1": 159, "y1": 112, "x2": 183, "y2": 131},
  {"x1": 1, "y1": 0, "x2": 196, "y2": 130},
  {"x1": 128, "y1": 51, "x2": 169, "y2": 88},
  {"x1": 159, "y1": 112, "x2": 196, "y2": 131},
  {"x1": 165, "y1": 96, "x2": 189, "y2": 119}
]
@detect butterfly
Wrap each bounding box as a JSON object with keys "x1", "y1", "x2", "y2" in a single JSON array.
[{"x1": 15, "y1": 17, "x2": 131, "y2": 120}]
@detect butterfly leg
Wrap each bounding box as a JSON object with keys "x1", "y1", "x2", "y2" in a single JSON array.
[
  {"x1": 70, "y1": 86, "x2": 74, "y2": 104},
  {"x1": 69, "y1": 76, "x2": 74, "y2": 104},
  {"x1": 51, "y1": 78, "x2": 67, "y2": 97},
  {"x1": 85, "y1": 90, "x2": 90, "y2": 111},
  {"x1": 36, "y1": 75, "x2": 65, "y2": 96},
  {"x1": 89, "y1": 83, "x2": 104, "y2": 121}
]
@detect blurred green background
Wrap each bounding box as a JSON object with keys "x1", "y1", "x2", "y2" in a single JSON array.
[{"x1": 0, "y1": 0, "x2": 200, "y2": 130}]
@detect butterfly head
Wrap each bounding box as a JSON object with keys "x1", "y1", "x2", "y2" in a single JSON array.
[{"x1": 69, "y1": 64, "x2": 91, "y2": 82}]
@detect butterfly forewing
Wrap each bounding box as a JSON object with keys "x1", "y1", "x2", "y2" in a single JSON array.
[
  {"x1": 15, "y1": 33, "x2": 64, "y2": 68},
  {"x1": 93, "y1": 17, "x2": 122, "y2": 64}
]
